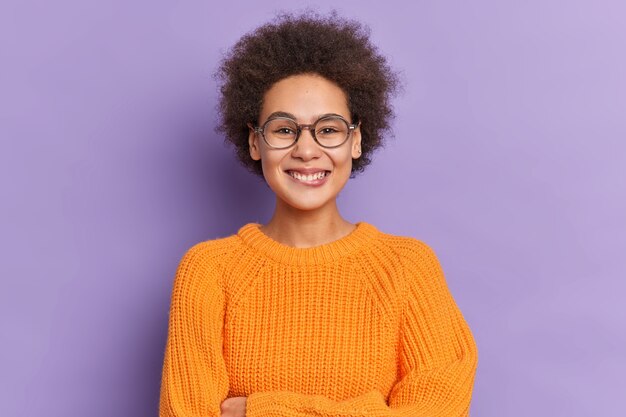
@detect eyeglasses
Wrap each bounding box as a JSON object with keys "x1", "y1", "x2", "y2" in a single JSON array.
[{"x1": 248, "y1": 115, "x2": 359, "y2": 149}]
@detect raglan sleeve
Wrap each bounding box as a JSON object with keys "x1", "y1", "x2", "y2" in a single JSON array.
[
  {"x1": 159, "y1": 243, "x2": 229, "y2": 417},
  {"x1": 245, "y1": 239, "x2": 479, "y2": 417}
]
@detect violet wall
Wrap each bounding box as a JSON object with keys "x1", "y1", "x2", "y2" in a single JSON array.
[{"x1": 1, "y1": 0, "x2": 625, "y2": 416}]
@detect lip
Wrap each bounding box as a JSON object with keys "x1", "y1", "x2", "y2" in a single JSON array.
[
  {"x1": 284, "y1": 169, "x2": 331, "y2": 187},
  {"x1": 284, "y1": 168, "x2": 331, "y2": 175}
]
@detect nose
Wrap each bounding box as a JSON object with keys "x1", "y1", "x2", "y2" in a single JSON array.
[{"x1": 291, "y1": 128, "x2": 321, "y2": 159}]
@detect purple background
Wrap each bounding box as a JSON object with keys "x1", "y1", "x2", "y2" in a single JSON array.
[{"x1": 1, "y1": 1, "x2": 625, "y2": 416}]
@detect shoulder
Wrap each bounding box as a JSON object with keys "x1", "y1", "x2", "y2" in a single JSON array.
[
  {"x1": 179, "y1": 234, "x2": 241, "y2": 265},
  {"x1": 371, "y1": 227, "x2": 440, "y2": 267},
  {"x1": 370, "y1": 227, "x2": 446, "y2": 291},
  {"x1": 173, "y1": 234, "x2": 241, "y2": 289}
]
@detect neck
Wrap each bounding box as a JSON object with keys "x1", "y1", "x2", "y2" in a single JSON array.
[{"x1": 260, "y1": 196, "x2": 356, "y2": 248}]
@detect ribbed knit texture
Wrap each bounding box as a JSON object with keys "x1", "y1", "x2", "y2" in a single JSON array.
[{"x1": 159, "y1": 221, "x2": 478, "y2": 417}]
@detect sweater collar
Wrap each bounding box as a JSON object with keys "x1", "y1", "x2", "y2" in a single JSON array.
[{"x1": 237, "y1": 221, "x2": 379, "y2": 265}]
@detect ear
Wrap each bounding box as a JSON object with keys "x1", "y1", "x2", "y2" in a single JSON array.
[
  {"x1": 247, "y1": 123, "x2": 262, "y2": 161},
  {"x1": 351, "y1": 122, "x2": 363, "y2": 159}
]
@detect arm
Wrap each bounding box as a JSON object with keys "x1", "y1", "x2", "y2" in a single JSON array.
[
  {"x1": 245, "y1": 240, "x2": 479, "y2": 417},
  {"x1": 159, "y1": 243, "x2": 229, "y2": 417}
]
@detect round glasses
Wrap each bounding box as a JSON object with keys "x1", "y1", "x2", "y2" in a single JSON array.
[{"x1": 250, "y1": 115, "x2": 359, "y2": 149}]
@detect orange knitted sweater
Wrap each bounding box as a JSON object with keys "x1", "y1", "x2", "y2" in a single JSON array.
[{"x1": 159, "y1": 221, "x2": 478, "y2": 417}]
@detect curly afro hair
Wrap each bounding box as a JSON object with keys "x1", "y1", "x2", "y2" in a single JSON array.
[{"x1": 214, "y1": 10, "x2": 400, "y2": 179}]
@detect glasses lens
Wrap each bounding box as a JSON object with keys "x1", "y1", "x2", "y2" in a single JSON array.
[
  {"x1": 263, "y1": 118, "x2": 298, "y2": 148},
  {"x1": 315, "y1": 117, "x2": 349, "y2": 147}
]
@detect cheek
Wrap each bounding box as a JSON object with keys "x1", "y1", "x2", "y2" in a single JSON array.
[
  {"x1": 331, "y1": 152, "x2": 354, "y2": 171},
  {"x1": 259, "y1": 153, "x2": 286, "y2": 182}
]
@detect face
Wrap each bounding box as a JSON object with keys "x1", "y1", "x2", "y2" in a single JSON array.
[{"x1": 248, "y1": 73, "x2": 362, "y2": 212}]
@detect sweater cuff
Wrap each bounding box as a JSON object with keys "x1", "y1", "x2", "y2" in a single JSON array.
[{"x1": 246, "y1": 391, "x2": 283, "y2": 417}]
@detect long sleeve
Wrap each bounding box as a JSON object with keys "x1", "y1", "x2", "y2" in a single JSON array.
[
  {"x1": 245, "y1": 239, "x2": 479, "y2": 417},
  {"x1": 159, "y1": 243, "x2": 230, "y2": 417}
]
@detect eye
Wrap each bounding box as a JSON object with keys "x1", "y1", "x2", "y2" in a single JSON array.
[
  {"x1": 274, "y1": 127, "x2": 296, "y2": 135},
  {"x1": 319, "y1": 127, "x2": 339, "y2": 134}
]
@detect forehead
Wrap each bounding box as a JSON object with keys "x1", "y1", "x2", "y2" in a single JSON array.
[{"x1": 259, "y1": 73, "x2": 350, "y2": 122}]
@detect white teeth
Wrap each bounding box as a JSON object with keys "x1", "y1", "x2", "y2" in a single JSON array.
[{"x1": 288, "y1": 171, "x2": 327, "y2": 181}]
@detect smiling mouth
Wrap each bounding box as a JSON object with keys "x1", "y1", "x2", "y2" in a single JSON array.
[{"x1": 285, "y1": 170, "x2": 331, "y2": 183}]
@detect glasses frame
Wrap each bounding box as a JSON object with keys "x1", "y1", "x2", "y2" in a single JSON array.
[{"x1": 248, "y1": 115, "x2": 360, "y2": 150}]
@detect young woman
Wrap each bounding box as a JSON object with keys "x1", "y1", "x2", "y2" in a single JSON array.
[{"x1": 159, "y1": 11, "x2": 478, "y2": 417}]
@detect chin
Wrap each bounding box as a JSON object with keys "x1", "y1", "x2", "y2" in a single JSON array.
[
  {"x1": 264, "y1": 173, "x2": 347, "y2": 211},
  {"x1": 281, "y1": 195, "x2": 334, "y2": 211}
]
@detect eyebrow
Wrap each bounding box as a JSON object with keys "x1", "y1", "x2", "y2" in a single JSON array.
[{"x1": 264, "y1": 111, "x2": 345, "y2": 123}]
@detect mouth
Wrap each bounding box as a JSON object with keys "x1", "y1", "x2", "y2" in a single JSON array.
[{"x1": 284, "y1": 170, "x2": 331, "y2": 186}]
